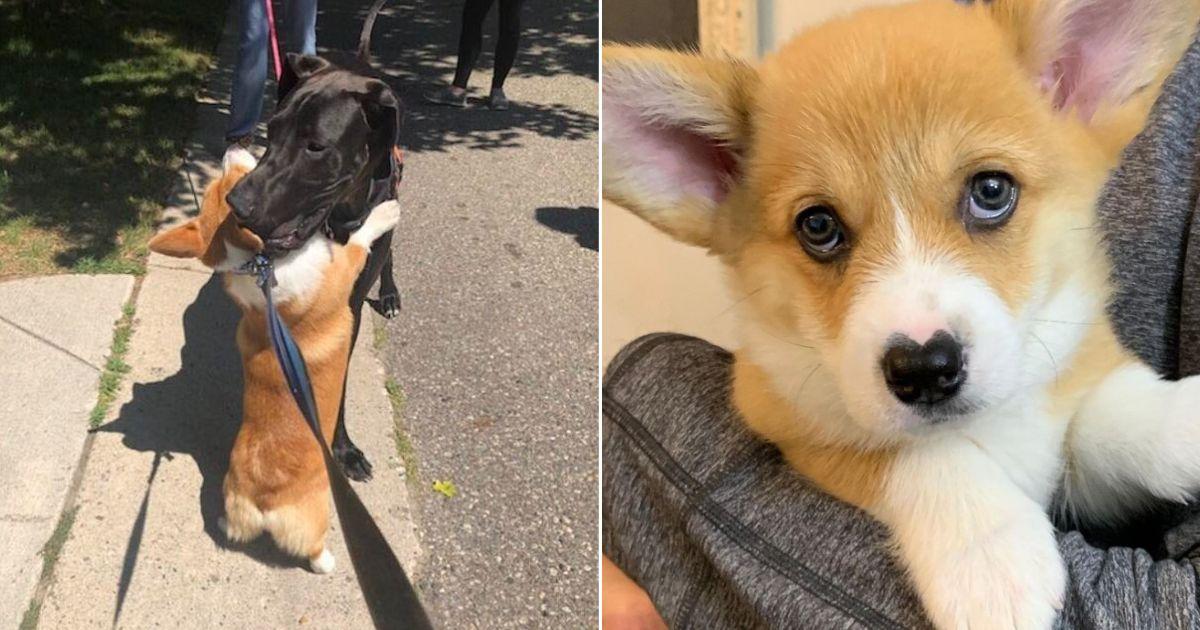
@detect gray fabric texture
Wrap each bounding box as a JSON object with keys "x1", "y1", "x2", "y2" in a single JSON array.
[
  {"x1": 603, "y1": 30, "x2": 1200, "y2": 630},
  {"x1": 604, "y1": 335, "x2": 1200, "y2": 629},
  {"x1": 1100, "y1": 30, "x2": 1200, "y2": 378}
]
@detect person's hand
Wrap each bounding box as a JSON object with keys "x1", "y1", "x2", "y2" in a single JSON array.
[{"x1": 603, "y1": 555, "x2": 669, "y2": 629}]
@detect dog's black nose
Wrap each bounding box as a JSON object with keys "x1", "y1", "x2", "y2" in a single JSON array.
[
  {"x1": 881, "y1": 331, "x2": 965, "y2": 405},
  {"x1": 226, "y1": 184, "x2": 255, "y2": 223}
]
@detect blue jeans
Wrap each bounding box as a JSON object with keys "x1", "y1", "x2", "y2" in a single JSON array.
[{"x1": 226, "y1": 0, "x2": 318, "y2": 141}]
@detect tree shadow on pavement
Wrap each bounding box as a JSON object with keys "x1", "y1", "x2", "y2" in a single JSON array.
[
  {"x1": 313, "y1": 0, "x2": 598, "y2": 154},
  {"x1": 93, "y1": 276, "x2": 298, "y2": 622},
  {"x1": 535, "y1": 206, "x2": 597, "y2": 251}
]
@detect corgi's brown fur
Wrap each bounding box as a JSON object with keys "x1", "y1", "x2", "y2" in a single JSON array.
[
  {"x1": 605, "y1": 0, "x2": 1200, "y2": 627},
  {"x1": 149, "y1": 158, "x2": 399, "y2": 573}
]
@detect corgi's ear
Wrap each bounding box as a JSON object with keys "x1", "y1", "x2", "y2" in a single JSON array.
[
  {"x1": 148, "y1": 221, "x2": 205, "y2": 259},
  {"x1": 990, "y1": 0, "x2": 1197, "y2": 120},
  {"x1": 602, "y1": 45, "x2": 757, "y2": 249}
]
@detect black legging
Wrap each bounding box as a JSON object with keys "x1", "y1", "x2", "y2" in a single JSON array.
[{"x1": 451, "y1": 0, "x2": 525, "y2": 90}]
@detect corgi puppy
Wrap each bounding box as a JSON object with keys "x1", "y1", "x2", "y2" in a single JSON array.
[
  {"x1": 148, "y1": 153, "x2": 400, "y2": 573},
  {"x1": 604, "y1": 0, "x2": 1200, "y2": 627}
]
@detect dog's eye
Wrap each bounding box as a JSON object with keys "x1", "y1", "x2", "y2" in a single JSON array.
[
  {"x1": 306, "y1": 142, "x2": 327, "y2": 153},
  {"x1": 963, "y1": 171, "x2": 1018, "y2": 227},
  {"x1": 793, "y1": 205, "x2": 847, "y2": 260}
]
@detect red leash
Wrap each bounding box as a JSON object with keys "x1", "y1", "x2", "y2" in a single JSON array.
[{"x1": 264, "y1": 0, "x2": 283, "y2": 81}]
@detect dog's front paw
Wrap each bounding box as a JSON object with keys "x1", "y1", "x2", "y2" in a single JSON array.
[
  {"x1": 368, "y1": 291, "x2": 401, "y2": 318},
  {"x1": 920, "y1": 514, "x2": 1064, "y2": 630},
  {"x1": 334, "y1": 442, "x2": 374, "y2": 482},
  {"x1": 351, "y1": 200, "x2": 400, "y2": 247}
]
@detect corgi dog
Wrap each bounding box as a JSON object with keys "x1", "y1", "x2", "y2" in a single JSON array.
[
  {"x1": 604, "y1": 0, "x2": 1200, "y2": 627},
  {"x1": 148, "y1": 153, "x2": 400, "y2": 573}
]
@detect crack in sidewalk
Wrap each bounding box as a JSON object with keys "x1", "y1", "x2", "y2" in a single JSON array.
[
  {"x1": 0, "y1": 313, "x2": 100, "y2": 372},
  {"x1": 0, "y1": 514, "x2": 52, "y2": 524}
]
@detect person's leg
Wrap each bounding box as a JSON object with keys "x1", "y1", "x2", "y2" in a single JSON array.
[
  {"x1": 453, "y1": 0, "x2": 494, "y2": 88},
  {"x1": 227, "y1": 0, "x2": 269, "y2": 142},
  {"x1": 285, "y1": 0, "x2": 318, "y2": 56},
  {"x1": 426, "y1": 0, "x2": 493, "y2": 107},
  {"x1": 491, "y1": 0, "x2": 524, "y2": 88},
  {"x1": 485, "y1": 0, "x2": 523, "y2": 109}
]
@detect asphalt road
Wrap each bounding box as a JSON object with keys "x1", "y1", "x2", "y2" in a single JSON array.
[{"x1": 316, "y1": 1, "x2": 598, "y2": 627}]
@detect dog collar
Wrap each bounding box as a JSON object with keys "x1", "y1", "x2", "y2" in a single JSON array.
[{"x1": 234, "y1": 254, "x2": 277, "y2": 288}]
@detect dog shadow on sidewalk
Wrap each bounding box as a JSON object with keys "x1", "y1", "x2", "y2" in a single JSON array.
[{"x1": 94, "y1": 275, "x2": 299, "y2": 618}]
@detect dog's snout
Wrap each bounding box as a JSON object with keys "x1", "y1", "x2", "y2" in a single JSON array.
[
  {"x1": 881, "y1": 330, "x2": 965, "y2": 405},
  {"x1": 226, "y1": 185, "x2": 255, "y2": 223}
]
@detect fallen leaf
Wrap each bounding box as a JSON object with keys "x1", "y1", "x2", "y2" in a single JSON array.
[{"x1": 432, "y1": 479, "x2": 458, "y2": 498}]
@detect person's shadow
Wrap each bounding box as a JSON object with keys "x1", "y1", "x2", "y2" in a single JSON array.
[{"x1": 93, "y1": 276, "x2": 298, "y2": 622}]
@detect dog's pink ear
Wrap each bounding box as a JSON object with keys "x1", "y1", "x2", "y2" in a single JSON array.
[
  {"x1": 603, "y1": 46, "x2": 757, "y2": 249},
  {"x1": 996, "y1": 0, "x2": 1196, "y2": 120}
]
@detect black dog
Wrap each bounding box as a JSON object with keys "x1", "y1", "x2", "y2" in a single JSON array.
[{"x1": 227, "y1": 0, "x2": 400, "y2": 481}]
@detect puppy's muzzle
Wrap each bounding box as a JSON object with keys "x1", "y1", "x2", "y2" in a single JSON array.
[{"x1": 881, "y1": 330, "x2": 966, "y2": 406}]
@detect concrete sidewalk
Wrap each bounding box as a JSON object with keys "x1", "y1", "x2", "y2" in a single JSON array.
[
  {"x1": 0, "y1": 274, "x2": 133, "y2": 629},
  {"x1": 22, "y1": 4, "x2": 420, "y2": 628}
]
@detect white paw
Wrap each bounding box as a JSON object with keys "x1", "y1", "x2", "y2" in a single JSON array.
[
  {"x1": 351, "y1": 200, "x2": 400, "y2": 247},
  {"x1": 920, "y1": 514, "x2": 1064, "y2": 630},
  {"x1": 309, "y1": 548, "x2": 335, "y2": 574},
  {"x1": 222, "y1": 145, "x2": 257, "y2": 172},
  {"x1": 218, "y1": 516, "x2": 231, "y2": 538}
]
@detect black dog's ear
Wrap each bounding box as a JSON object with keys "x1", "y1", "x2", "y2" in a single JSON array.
[
  {"x1": 277, "y1": 53, "x2": 331, "y2": 102},
  {"x1": 357, "y1": 79, "x2": 403, "y2": 180}
]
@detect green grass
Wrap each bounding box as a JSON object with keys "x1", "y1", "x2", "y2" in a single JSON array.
[
  {"x1": 89, "y1": 300, "x2": 136, "y2": 428},
  {"x1": 18, "y1": 506, "x2": 78, "y2": 630},
  {"x1": 385, "y1": 377, "x2": 420, "y2": 483},
  {"x1": 372, "y1": 322, "x2": 388, "y2": 351},
  {"x1": 0, "y1": 0, "x2": 225, "y2": 278}
]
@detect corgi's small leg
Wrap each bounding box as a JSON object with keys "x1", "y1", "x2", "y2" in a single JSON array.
[
  {"x1": 309, "y1": 547, "x2": 336, "y2": 574},
  {"x1": 878, "y1": 437, "x2": 1064, "y2": 630},
  {"x1": 222, "y1": 487, "x2": 266, "y2": 543},
  {"x1": 1068, "y1": 361, "x2": 1200, "y2": 523},
  {"x1": 266, "y1": 489, "x2": 333, "y2": 571}
]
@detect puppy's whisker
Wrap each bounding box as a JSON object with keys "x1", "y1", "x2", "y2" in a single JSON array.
[
  {"x1": 713, "y1": 285, "x2": 769, "y2": 321},
  {"x1": 757, "y1": 325, "x2": 816, "y2": 350},
  {"x1": 795, "y1": 363, "x2": 822, "y2": 401},
  {"x1": 1031, "y1": 319, "x2": 1099, "y2": 326},
  {"x1": 1029, "y1": 331, "x2": 1059, "y2": 382}
]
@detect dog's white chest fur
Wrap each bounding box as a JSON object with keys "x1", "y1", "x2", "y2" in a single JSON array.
[
  {"x1": 220, "y1": 236, "x2": 333, "y2": 310},
  {"x1": 958, "y1": 395, "x2": 1068, "y2": 506}
]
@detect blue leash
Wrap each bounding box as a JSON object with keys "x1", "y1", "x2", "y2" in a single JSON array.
[{"x1": 242, "y1": 254, "x2": 432, "y2": 629}]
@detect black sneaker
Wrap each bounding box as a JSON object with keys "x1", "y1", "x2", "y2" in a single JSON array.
[
  {"x1": 424, "y1": 86, "x2": 467, "y2": 108},
  {"x1": 487, "y1": 87, "x2": 509, "y2": 110}
]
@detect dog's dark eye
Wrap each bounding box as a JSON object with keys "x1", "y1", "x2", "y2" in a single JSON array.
[
  {"x1": 794, "y1": 205, "x2": 847, "y2": 260},
  {"x1": 306, "y1": 142, "x2": 327, "y2": 153},
  {"x1": 963, "y1": 171, "x2": 1018, "y2": 227}
]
